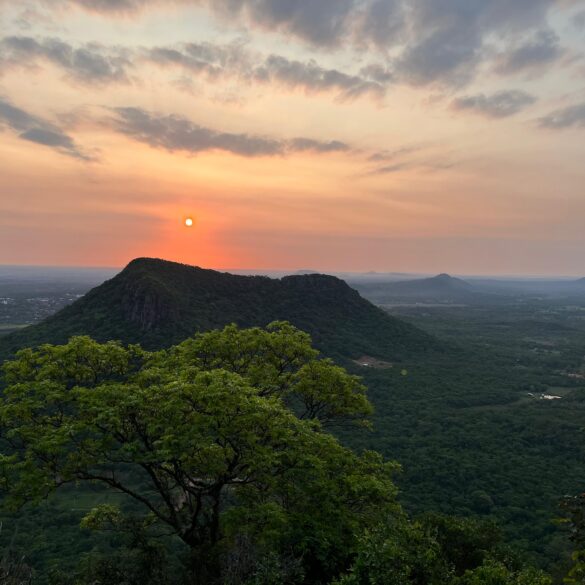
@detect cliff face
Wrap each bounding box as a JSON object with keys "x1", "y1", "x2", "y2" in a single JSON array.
[
  {"x1": 0, "y1": 258, "x2": 437, "y2": 361},
  {"x1": 121, "y1": 276, "x2": 178, "y2": 331}
]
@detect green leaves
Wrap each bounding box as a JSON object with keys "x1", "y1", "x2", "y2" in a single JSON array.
[
  {"x1": 0, "y1": 322, "x2": 396, "y2": 581},
  {"x1": 459, "y1": 561, "x2": 552, "y2": 585},
  {"x1": 167, "y1": 322, "x2": 372, "y2": 427},
  {"x1": 334, "y1": 517, "x2": 553, "y2": 585},
  {"x1": 292, "y1": 360, "x2": 373, "y2": 427}
]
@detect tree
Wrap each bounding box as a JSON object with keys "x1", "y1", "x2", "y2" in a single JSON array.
[
  {"x1": 459, "y1": 561, "x2": 551, "y2": 585},
  {"x1": 0, "y1": 323, "x2": 396, "y2": 584},
  {"x1": 332, "y1": 520, "x2": 451, "y2": 585},
  {"x1": 560, "y1": 493, "x2": 585, "y2": 584},
  {"x1": 333, "y1": 514, "x2": 551, "y2": 585}
]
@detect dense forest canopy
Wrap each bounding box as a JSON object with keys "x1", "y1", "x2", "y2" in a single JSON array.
[
  {"x1": 0, "y1": 258, "x2": 435, "y2": 362},
  {"x1": 0, "y1": 323, "x2": 568, "y2": 584}
]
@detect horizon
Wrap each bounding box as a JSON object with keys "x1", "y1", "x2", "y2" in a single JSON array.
[
  {"x1": 0, "y1": 258, "x2": 582, "y2": 281},
  {"x1": 1, "y1": 1, "x2": 585, "y2": 273}
]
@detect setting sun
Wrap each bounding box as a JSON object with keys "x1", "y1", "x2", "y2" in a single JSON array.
[{"x1": 185, "y1": 218, "x2": 194, "y2": 227}]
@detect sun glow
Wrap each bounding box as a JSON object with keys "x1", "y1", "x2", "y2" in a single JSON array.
[{"x1": 185, "y1": 217, "x2": 194, "y2": 227}]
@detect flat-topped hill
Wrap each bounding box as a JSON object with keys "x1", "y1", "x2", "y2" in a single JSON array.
[{"x1": 0, "y1": 258, "x2": 436, "y2": 361}]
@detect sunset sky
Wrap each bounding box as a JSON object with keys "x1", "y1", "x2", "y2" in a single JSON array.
[{"x1": 1, "y1": 0, "x2": 585, "y2": 275}]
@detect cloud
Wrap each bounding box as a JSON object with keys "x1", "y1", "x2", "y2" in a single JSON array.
[
  {"x1": 215, "y1": 0, "x2": 356, "y2": 48},
  {"x1": 538, "y1": 102, "x2": 585, "y2": 129},
  {"x1": 0, "y1": 36, "x2": 130, "y2": 84},
  {"x1": 54, "y1": 0, "x2": 154, "y2": 13},
  {"x1": 3, "y1": 0, "x2": 571, "y2": 91},
  {"x1": 354, "y1": 0, "x2": 405, "y2": 49},
  {"x1": 366, "y1": 158, "x2": 456, "y2": 175},
  {"x1": 451, "y1": 90, "x2": 537, "y2": 118},
  {"x1": 368, "y1": 158, "x2": 457, "y2": 175},
  {"x1": 33, "y1": 0, "x2": 358, "y2": 45},
  {"x1": 392, "y1": 0, "x2": 558, "y2": 87},
  {"x1": 0, "y1": 34, "x2": 386, "y2": 102},
  {"x1": 367, "y1": 145, "x2": 422, "y2": 162},
  {"x1": 254, "y1": 55, "x2": 385, "y2": 100},
  {"x1": 394, "y1": 26, "x2": 482, "y2": 87},
  {"x1": 147, "y1": 43, "x2": 386, "y2": 100},
  {"x1": 368, "y1": 162, "x2": 410, "y2": 174},
  {"x1": 494, "y1": 30, "x2": 564, "y2": 75},
  {"x1": 288, "y1": 137, "x2": 350, "y2": 153},
  {"x1": 108, "y1": 107, "x2": 350, "y2": 156},
  {"x1": 364, "y1": 143, "x2": 456, "y2": 175},
  {"x1": 359, "y1": 63, "x2": 394, "y2": 84},
  {"x1": 573, "y1": 10, "x2": 585, "y2": 29},
  {"x1": 146, "y1": 42, "x2": 240, "y2": 78},
  {"x1": 0, "y1": 96, "x2": 90, "y2": 159}
]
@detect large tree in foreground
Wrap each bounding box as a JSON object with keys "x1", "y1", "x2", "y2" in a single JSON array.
[{"x1": 0, "y1": 322, "x2": 397, "y2": 584}]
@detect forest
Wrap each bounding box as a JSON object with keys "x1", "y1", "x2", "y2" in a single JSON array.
[
  {"x1": 1, "y1": 322, "x2": 577, "y2": 585},
  {"x1": 1, "y1": 261, "x2": 585, "y2": 583}
]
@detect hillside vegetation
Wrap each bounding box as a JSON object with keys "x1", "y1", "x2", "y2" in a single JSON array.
[
  {"x1": 2, "y1": 259, "x2": 585, "y2": 580},
  {"x1": 0, "y1": 258, "x2": 435, "y2": 362},
  {"x1": 0, "y1": 325, "x2": 558, "y2": 585}
]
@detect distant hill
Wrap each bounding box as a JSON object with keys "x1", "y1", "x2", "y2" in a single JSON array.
[
  {"x1": 0, "y1": 258, "x2": 435, "y2": 361},
  {"x1": 353, "y1": 273, "x2": 475, "y2": 303},
  {"x1": 388, "y1": 273, "x2": 473, "y2": 296},
  {"x1": 392, "y1": 274, "x2": 473, "y2": 292}
]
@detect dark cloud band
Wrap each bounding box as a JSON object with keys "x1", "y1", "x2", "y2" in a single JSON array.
[{"x1": 108, "y1": 106, "x2": 350, "y2": 156}]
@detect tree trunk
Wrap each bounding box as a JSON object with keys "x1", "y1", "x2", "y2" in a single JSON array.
[{"x1": 186, "y1": 544, "x2": 222, "y2": 585}]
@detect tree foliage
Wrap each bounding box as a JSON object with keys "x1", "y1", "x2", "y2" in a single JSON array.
[
  {"x1": 334, "y1": 515, "x2": 552, "y2": 585},
  {"x1": 0, "y1": 323, "x2": 395, "y2": 583}
]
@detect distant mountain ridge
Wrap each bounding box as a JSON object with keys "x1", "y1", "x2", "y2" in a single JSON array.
[
  {"x1": 0, "y1": 258, "x2": 435, "y2": 361},
  {"x1": 389, "y1": 273, "x2": 473, "y2": 294},
  {"x1": 352, "y1": 273, "x2": 475, "y2": 303}
]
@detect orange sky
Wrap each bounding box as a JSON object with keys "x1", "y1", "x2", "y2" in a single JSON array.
[{"x1": 1, "y1": 0, "x2": 585, "y2": 275}]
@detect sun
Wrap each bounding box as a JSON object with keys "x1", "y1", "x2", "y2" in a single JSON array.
[{"x1": 184, "y1": 217, "x2": 194, "y2": 227}]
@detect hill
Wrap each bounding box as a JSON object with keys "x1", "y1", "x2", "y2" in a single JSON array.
[
  {"x1": 390, "y1": 273, "x2": 473, "y2": 294},
  {"x1": 0, "y1": 258, "x2": 435, "y2": 361},
  {"x1": 352, "y1": 273, "x2": 475, "y2": 303}
]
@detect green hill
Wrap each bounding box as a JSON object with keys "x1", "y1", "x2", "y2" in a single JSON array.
[
  {"x1": 354, "y1": 273, "x2": 476, "y2": 303},
  {"x1": 0, "y1": 258, "x2": 435, "y2": 361}
]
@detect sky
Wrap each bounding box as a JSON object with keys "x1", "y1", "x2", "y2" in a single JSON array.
[{"x1": 1, "y1": 0, "x2": 585, "y2": 275}]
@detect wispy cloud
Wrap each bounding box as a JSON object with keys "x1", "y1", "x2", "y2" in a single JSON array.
[
  {"x1": 0, "y1": 96, "x2": 91, "y2": 159},
  {"x1": 494, "y1": 30, "x2": 565, "y2": 76},
  {"x1": 146, "y1": 43, "x2": 387, "y2": 100},
  {"x1": 451, "y1": 90, "x2": 537, "y2": 118},
  {"x1": 253, "y1": 54, "x2": 386, "y2": 100},
  {"x1": 367, "y1": 145, "x2": 423, "y2": 163},
  {"x1": 108, "y1": 107, "x2": 350, "y2": 157},
  {"x1": 363, "y1": 144, "x2": 456, "y2": 176},
  {"x1": 538, "y1": 102, "x2": 585, "y2": 129},
  {"x1": 0, "y1": 36, "x2": 131, "y2": 85},
  {"x1": 1, "y1": 35, "x2": 387, "y2": 102}
]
